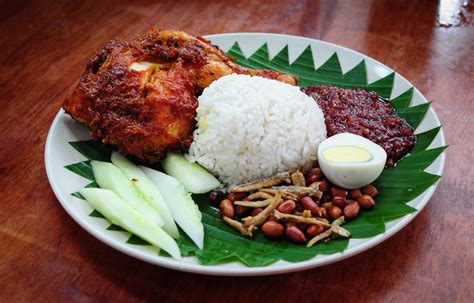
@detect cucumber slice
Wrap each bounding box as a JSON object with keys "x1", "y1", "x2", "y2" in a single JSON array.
[
  {"x1": 80, "y1": 188, "x2": 180, "y2": 259},
  {"x1": 141, "y1": 166, "x2": 204, "y2": 249},
  {"x1": 162, "y1": 153, "x2": 221, "y2": 194},
  {"x1": 91, "y1": 160, "x2": 164, "y2": 227},
  {"x1": 111, "y1": 152, "x2": 179, "y2": 239}
]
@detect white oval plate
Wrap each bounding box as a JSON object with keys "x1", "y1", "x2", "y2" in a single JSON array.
[{"x1": 45, "y1": 33, "x2": 446, "y2": 276}]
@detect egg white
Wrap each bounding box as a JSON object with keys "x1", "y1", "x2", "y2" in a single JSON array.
[{"x1": 317, "y1": 133, "x2": 387, "y2": 189}]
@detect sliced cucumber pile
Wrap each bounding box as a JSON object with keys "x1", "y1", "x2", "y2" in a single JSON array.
[
  {"x1": 91, "y1": 160, "x2": 164, "y2": 227},
  {"x1": 111, "y1": 152, "x2": 179, "y2": 239},
  {"x1": 162, "y1": 152, "x2": 221, "y2": 194},
  {"x1": 80, "y1": 188, "x2": 180, "y2": 259},
  {"x1": 141, "y1": 166, "x2": 205, "y2": 249},
  {"x1": 81, "y1": 151, "x2": 208, "y2": 255}
]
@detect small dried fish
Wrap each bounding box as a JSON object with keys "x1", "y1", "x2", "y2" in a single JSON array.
[
  {"x1": 268, "y1": 186, "x2": 322, "y2": 199},
  {"x1": 306, "y1": 216, "x2": 350, "y2": 247},
  {"x1": 223, "y1": 217, "x2": 256, "y2": 237},
  {"x1": 234, "y1": 199, "x2": 272, "y2": 208},
  {"x1": 273, "y1": 210, "x2": 330, "y2": 227},
  {"x1": 332, "y1": 226, "x2": 351, "y2": 238},
  {"x1": 246, "y1": 192, "x2": 273, "y2": 201},
  {"x1": 306, "y1": 228, "x2": 333, "y2": 247},
  {"x1": 242, "y1": 192, "x2": 282, "y2": 227},
  {"x1": 291, "y1": 171, "x2": 306, "y2": 187},
  {"x1": 230, "y1": 172, "x2": 291, "y2": 192},
  {"x1": 259, "y1": 188, "x2": 300, "y2": 201},
  {"x1": 332, "y1": 216, "x2": 345, "y2": 227}
]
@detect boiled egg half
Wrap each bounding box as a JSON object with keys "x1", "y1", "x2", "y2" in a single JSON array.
[{"x1": 317, "y1": 133, "x2": 387, "y2": 189}]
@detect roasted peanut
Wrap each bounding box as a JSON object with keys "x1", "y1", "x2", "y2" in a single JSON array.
[
  {"x1": 322, "y1": 193, "x2": 332, "y2": 203},
  {"x1": 313, "y1": 206, "x2": 324, "y2": 218},
  {"x1": 261, "y1": 221, "x2": 285, "y2": 239},
  {"x1": 357, "y1": 195, "x2": 375, "y2": 209},
  {"x1": 286, "y1": 226, "x2": 307, "y2": 243},
  {"x1": 306, "y1": 174, "x2": 318, "y2": 185},
  {"x1": 227, "y1": 192, "x2": 247, "y2": 202},
  {"x1": 220, "y1": 199, "x2": 234, "y2": 218},
  {"x1": 317, "y1": 180, "x2": 331, "y2": 192},
  {"x1": 332, "y1": 196, "x2": 347, "y2": 208},
  {"x1": 309, "y1": 167, "x2": 322, "y2": 180},
  {"x1": 295, "y1": 203, "x2": 304, "y2": 212},
  {"x1": 267, "y1": 215, "x2": 278, "y2": 222},
  {"x1": 362, "y1": 184, "x2": 378, "y2": 197},
  {"x1": 330, "y1": 187, "x2": 348, "y2": 198},
  {"x1": 209, "y1": 191, "x2": 225, "y2": 205},
  {"x1": 344, "y1": 201, "x2": 360, "y2": 219},
  {"x1": 350, "y1": 189, "x2": 362, "y2": 199},
  {"x1": 319, "y1": 207, "x2": 328, "y2": 218},
  {"x1": 277, "y1": 200, "x2": 296, "y2": 214},
  {"x1": 328, "y1": 205, "x2": 342, "y2": 219},
  {"x1": 251, "y1": 208, "x2": 264, "y2": 217},
  {"x1": 301, "y1": 196, "x2": 319, "y2": 215},
  {"x1": 296, "y1": 222, "x2": 308, "y2": 231},
  {"x1": 306, "y1": 224, "x2": 325, "y2": 237},
  {"x1": 236, "y1": 205, "x2": 250, "y2": 217},
  {"x1": 321, "y1": 202, "x2": 332, "y2": 210}
]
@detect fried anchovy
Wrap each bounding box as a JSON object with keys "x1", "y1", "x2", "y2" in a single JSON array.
[
  {"x1": 306, "y1": 216, "x2": 350, "y2": 247},
  {"x1": 230, "y1": 172, "x2": 291, "y2": 192},
  {"x1": 234, "y1": 199, "x2": 272, "y2": 208},
  {"x1": 258, "y1": 189, "x2": 300, "y2": 201},
  {"x1": 223, "y1": 217, "x2": 256, "y2": 237},
  {"x1": 268, "y1": 185, "x2": 322, "y2": 199},
  {"x1": 246, "y1": 192, "x2": 274, "y2": 201},
  {"x1": 242, "y1": 192, "x2": 282, "y2": 227},
  {"x1": 290, "y1": 171, "x2": 306, "y2": 187},
  {"x1": 273, "y1": 210, "x2": 330, "y2": 227}
]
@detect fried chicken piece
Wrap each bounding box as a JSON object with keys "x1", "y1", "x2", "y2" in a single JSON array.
[{"x1": 63, "y1": 29, "x2": 297, "y2": 163}]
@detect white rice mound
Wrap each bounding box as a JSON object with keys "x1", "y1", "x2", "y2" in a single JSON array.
[{"x1": 187, "y1": 74, "x2": 327, "y2": 185}]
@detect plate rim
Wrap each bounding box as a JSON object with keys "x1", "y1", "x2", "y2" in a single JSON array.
[{"x1": 45, "y1": 32, "x2": 446, "y2": 276}]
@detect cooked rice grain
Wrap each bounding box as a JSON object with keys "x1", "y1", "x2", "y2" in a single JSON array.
[{"x1": 187, "y1": 74, "x2": 327, "y2": 185}]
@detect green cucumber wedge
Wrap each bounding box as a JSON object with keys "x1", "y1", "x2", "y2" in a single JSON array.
[
  {"x1": 162, "y1": 153, "x2": 221, "y2": 194},
  {"x1": 140, "y1": 166, "x2": 204, "y2": 249},
  {"x1": 111, "y1": 152, "x2": 179, "y2": 239},
  {"x1": 80, "y1": 188, "x2": 180, "y2": 259},
  {"x1": 91, "y1": 160, "x2": 164, "y2": 227}
]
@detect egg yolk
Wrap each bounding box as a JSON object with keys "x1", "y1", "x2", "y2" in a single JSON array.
[{"x1": 322, "y1": 146, "x2": 372, "y2": 163}]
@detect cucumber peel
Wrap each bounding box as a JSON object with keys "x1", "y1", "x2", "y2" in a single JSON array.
[
  {"x1": 141, "y1": 166, "x2": 205, "y2": 249},
  {"x1": 91, "y1": 160, "x2": 164, "y2": 227},
  {"x1": 162, "y1": 153, "x2": 221, "y2": 194},
  {"x1": 111, "y1": 152, "x2": 179, "y2": 239},
  {"x1": 80, "y1": 188, "x2": 180, "y2": 259}
]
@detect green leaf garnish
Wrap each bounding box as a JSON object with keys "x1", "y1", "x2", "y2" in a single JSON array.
[
  {"x1": 390, "y1": 87, "x2": 413, "y2": 109},
  {"x1": 412, "y1": 126, "x2": 442, "y2": 153},
  {"x1": 64, "y1": 161, "x2": 94, "y2": 180},
  {"x1": 89, "y1": 209, "x2": 105, "y2": 218},
  {"x1": 69, "y1": 140, "x2": 113, "y2": 161},
  {"x1": 127, "y1": 234, "x2": 151, "y2": 245},
  {"x1": 107, "y1": 224, "x2": 126, "y2": 231},
  {"x1": 396, "y1": 102, "x2": 432, "y2": 128}
]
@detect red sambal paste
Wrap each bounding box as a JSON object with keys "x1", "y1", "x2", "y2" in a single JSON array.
[{"x1": 302, "y1": 85, "x2": 416, "y2": 167}]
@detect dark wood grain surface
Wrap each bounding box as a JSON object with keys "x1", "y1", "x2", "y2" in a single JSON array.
[{"x1": 1, "y1": 0, "x2": 473, "y2": 302}]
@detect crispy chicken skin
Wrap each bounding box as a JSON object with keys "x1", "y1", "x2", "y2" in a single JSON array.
[{"x1": 63, "y1": 29, "x2": 297, "y2": 163}]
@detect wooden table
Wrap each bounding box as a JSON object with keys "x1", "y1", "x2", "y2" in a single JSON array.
[{"x1": 1, "y1": 0, "x2": 472, "y2": 301}]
